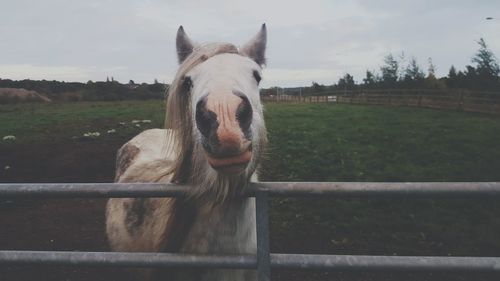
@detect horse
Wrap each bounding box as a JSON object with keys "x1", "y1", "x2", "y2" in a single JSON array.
[{"x1": 106, "y1": 24, "x2": 268, "y2": 281}]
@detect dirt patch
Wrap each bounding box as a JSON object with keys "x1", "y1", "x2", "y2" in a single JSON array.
[
  {"x1": 0, "y1": 88, "x2": 51, "y2": 104},
  {"x1": 1, "y1": 140, "x2": 499, "y2": 281},
  {"x1": 0, "y1": 139, "x2": 129, "y2": 280}
]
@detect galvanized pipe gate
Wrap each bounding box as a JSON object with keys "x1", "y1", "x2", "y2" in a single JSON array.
[{"x1": 1, "y1": 182, "x2": 500, "y2": 280}]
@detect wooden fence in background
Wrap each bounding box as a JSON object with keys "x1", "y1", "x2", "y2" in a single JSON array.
[{"x1": 261, "y1": 89, "x2": 500, "y2": 115}]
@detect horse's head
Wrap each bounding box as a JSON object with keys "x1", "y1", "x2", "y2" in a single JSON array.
[{"x1": 165, "y1": 25, "x2": 267, "y2": 197}]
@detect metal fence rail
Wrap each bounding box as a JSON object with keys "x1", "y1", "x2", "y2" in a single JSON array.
[
  {"x1": 2, "y1": 182, "x2": 500, "y2": 198},
  {"x1": 1, "y1": 251, "x2": 499, "y2": 272},
  {"x1": 1, "y1": 182, "x2": 500, "y2": 280}
]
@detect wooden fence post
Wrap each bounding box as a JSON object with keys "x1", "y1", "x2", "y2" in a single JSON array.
[{"x1": 457, "y1": 90, "x2": 464, "y2": 111}]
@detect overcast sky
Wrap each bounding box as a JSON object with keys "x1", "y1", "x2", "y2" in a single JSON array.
[{"x1": 1, "y1": 0, "x2": 499, "y2": 87}]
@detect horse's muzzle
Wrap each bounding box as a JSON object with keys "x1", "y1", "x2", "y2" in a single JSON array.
[
  {"x1": 205, "y1": 149, "x2": 252, "y2": 173},
  {"x1": 196, "y1": 91, "x2": 253, "y2": 174}
]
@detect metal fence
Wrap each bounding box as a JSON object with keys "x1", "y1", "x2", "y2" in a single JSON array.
[{"x1": 1, "y1": 182, "x2": 500, "y2": 280}]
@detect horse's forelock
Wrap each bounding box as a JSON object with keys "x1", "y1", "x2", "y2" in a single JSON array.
[{"x1": 164, "y1": 43, "x2": 240, "y2": 183}]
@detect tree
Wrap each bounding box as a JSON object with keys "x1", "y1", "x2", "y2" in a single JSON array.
[
  {"x1": 129, "y1": 80, "x2": 135, "y2": 85},
  {"x1": 427, "y1": 57, "x2": 436, "y2": 79},
  {"x1": 472, "y1": 38, "x2": 500, "y2": 77},
  {"x1": 447, "y1": 65, "x2": 458, "y2": 88},
  {"x1": 311, "y1": 81, "x2": 325, "y2": 93},
  {"x1": 380, "y1": 54, "x2": 399, "y2": 87},
  {"x1": 455, "y1": 70, "x2": 466, "y2": 88},
  {"x1": 363, "y1": 70, "x2": 377, "y2": 88},
  {"x1": 470, "y1": 38, "x2": 500, "y2": 89},
  {"x1": 148, "y1": 79, "x2": 165, "y2": 92},
  {"x1": 448, "y1": 65, "x2": 457, "y2": 79},
  {"x1": 397, "y1": 51, "x2": 407, "y2": 80},
  {"x1": 403, "y1": 57, "x2": 425, "y2": 87},
  {"x1": 424, "y1": 57, "x2": 445, "y2": 89},
  {"x1": 465, "y1": 65, "x2": 477, "y2": 79},
  {"x1": 338, "y1": 73, "x2": 355, "y2": 91}
]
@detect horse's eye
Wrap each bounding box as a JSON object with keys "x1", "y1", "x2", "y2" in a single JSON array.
[
  {"x1": 182, "y1": 76, "x2": 193, "y2": 89},
  {"x1": 253, "y1": 70, "x2": 261, "y2": 84}
]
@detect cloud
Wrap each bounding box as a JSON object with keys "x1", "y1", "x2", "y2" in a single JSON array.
[
  {"x1": 263, "y1": 68, "x2": 342, "y2": 87},
  {"x1": 0, "y1": 0, "x2": 499, "y2": 86},
  {"x1": 0, "y1": 64, "x2": 91, "y2": 81}
]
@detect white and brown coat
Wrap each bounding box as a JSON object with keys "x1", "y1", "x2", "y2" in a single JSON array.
[{"x1": 106, "y1": 25, "x2": 268, "y2": 281}]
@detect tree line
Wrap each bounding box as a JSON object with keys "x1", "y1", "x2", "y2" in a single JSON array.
[
  {"x1": 2, "y1": 38, "x2": 499, "y2": 102},
  {"x1": 0, "y1": 78, "x2": 166, "y2": 102},
  {"x1": 267, "y1": 38, "x2": 499, "y2": 96},
  {"x1": 359, "y1": 38, "x2": 499, "y2": 91}
]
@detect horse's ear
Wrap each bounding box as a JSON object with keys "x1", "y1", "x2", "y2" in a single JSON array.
[
  {"x1": 240, "y1": 24, "x2": 267, "y2": 66},
  {"x1": 176, "y1": 26, "x2": 195, "y2": 64}
]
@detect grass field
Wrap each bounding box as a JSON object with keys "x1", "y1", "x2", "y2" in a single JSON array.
[
  {"x1": 262, "y1": 103, "x2": 500, "y2": 182},
  {"x1": 1, "y1": 101, "x2": 500, "y2": 281},
  {"x1": 3, "y1": 101, "x2": 500, "y2": 182},
  {"x1": 0, "y1": 101, "x2": 165, "y2": 144}
]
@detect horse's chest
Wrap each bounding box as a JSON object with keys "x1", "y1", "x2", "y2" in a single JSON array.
[
  {"x1": 181, "y1": 198, "x2": 256, "y2": 254},
  {"x1": 172, "y1": 199, "x2": 257, "y2": 281}
]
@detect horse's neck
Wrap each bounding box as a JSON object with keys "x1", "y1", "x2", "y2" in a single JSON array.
[
  {"x1": 170, "y1": 199, "x2": 257, "y2": 281},
  {"x1": 179, "y1": 196, "x2": 257, "y2": 254}
]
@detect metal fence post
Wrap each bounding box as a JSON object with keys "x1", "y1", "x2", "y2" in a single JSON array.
[{"x1": 255, "y1": 190, "x2": 271, "y2": 281}]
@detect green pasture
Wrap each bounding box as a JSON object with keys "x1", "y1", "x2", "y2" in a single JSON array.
[
  {"x1": 2, "y1": 101, "x2": 500, "y2": 276},
  {"x1": 0, "y1": 101, "x2": 165, "y2": 143},
  {"x1": 261, "y1": 103, "x2": 500, "y2": 182},
  {"x1": 2, "y1": 101, "x2": 500, "y2": 183}
]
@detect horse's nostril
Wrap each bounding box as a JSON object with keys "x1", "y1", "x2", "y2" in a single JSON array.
[
  {"x1": 236, "y1": 94, "x2": 253, "y2": 132},
  {"x1": 195, "y1": 95, "x2": 218, "y2": 138}
]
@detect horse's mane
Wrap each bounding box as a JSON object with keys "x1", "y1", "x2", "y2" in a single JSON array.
[{"x1": 163, "y1": 43, "x2": 240, "y2": 186}]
